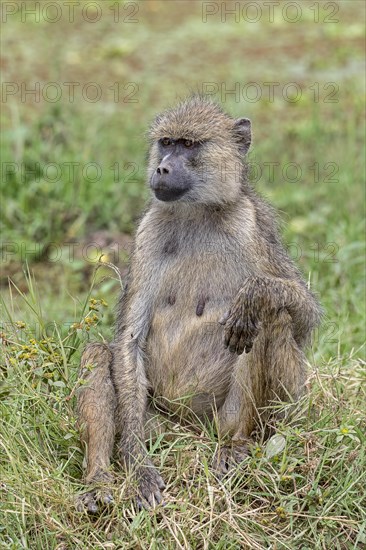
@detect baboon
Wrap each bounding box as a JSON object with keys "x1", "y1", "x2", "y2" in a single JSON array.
[{"x1": 76, "y1": 96, "x2": 321, "y2": 511}]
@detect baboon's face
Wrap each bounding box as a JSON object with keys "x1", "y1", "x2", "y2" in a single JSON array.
[
  {"x1": 150, "y1": 138, "x2": 203, "y2": 202},
  {"x1": 148, "y1": 98, "x2": 252, "y2": 206}
]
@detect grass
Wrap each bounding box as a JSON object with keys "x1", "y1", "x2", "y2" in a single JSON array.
[
  {"x1": 1, "y1": 311, "x2": 365, "y2": 548},
  {"x1": 1, "y1": 1, "x2": 365, "y2": 548}
]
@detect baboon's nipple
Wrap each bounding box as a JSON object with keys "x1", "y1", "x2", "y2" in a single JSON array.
[
  {"x1": 167, "y1": 295, "x2": 176, "y2": 306},
  {"x1": 196, "y1": 298, "x2": 206, "y2": 316}
]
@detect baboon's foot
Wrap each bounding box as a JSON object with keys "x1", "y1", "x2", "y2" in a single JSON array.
[
  {"x1": 135, "y1": 460, "x2": 166, "y2": 510},
  {"x1": 76, "y1": 470, "x2": 114, "y2": 514},
  {"x1": 212, "y1": 442, "x2": 250, "y2": 477}
]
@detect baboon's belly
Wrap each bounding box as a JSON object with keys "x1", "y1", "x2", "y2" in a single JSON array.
[{"x1": 146, "y1": 301, "x2": 237, "y2": 417}]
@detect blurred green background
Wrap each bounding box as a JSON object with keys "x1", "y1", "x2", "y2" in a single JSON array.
[{"x1": 1, "y1": 0, "x2": 365, "y2": 357}]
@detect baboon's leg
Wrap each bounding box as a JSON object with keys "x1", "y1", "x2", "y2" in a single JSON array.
[
  {"x1": 215, "y1": 309, "x2": 306, "y2": 474},
  {"x1": 76, "y1": 343, "x2": 116, "y2": 511}
]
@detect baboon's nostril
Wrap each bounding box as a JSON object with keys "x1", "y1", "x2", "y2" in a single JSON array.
[{"x1": 157, "y1": 164, "x2": 169, "y2": 175}]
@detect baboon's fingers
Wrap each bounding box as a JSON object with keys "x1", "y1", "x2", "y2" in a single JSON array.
[
  {"x1": 142, "y1": 459, "x2": 166, "y2": 490},
  {"x1": 224, "y1": 312, "x2": 261, "y2": 353},
  {"x1": 238, "y1": 324, "x2": 256, "y2": 354},
  {"x1": 237, "y1": 330, "x2": 248, "y2": 355},
  {"x1": 136, "y1": 497, "x2": 146, "y2": 511},
  {"x1": 238, "y1": 315, "x2": 260, "y2": 353},
  {"x1": 248, "y1": 316, "x2": 261, "y2": 348},
  {"x1": 223, "y1": 315, "x2": 245, "y2": 352},
  {"x1": 228, "y1": 330, "x2": 240, "y2": 353},
  {"x1": 223, "y1": 314, "x2": 236, "y2": 347}
]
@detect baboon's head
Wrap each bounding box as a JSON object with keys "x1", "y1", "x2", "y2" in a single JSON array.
[{"x1": 147, "y1": 96, "x2": 251, "y2": 205}]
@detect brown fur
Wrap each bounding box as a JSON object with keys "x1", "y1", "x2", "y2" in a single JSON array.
[{"x1": 76, "y1": 96, "x2": 321, "y2": 510}]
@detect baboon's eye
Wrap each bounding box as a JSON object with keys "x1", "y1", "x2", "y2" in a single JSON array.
[
  {"x1": 162, "y1": 138, "x2": 171, "y2": 146},
  {"x1": 184, "y1": 140, "x2": 194, "y2": 148}
]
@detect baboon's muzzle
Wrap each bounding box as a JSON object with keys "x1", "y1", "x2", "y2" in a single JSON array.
[{"x1": 150, "y1": 157, "x2": 191, "y2": 202}]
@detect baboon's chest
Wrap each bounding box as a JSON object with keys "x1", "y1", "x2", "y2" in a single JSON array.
[
  {"x1": 145, "y1": 242, "x2": 246, "y2": 412},
  {"x1": 157, "y1": 234, "x2": 248, "y2": 304}
]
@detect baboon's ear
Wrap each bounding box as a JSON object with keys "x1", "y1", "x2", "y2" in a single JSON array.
[{"x1": 233, "y1": 118, "x2": 251, "y2": 155}]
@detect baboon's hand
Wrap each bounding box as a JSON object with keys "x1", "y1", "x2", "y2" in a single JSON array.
[
  {"x1": 219, "y1": 288, "x2": 260, "y2": 354},
  {"x1": 135, "y1": 460, "x2": 166, "y2": 510}
]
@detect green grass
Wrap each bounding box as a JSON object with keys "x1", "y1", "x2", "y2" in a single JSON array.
[{"x1": 1, "y1": 1, "x2": 365, "y2": 548}]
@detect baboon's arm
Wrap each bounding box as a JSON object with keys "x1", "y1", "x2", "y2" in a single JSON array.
[
  {"x1": 221, "y1": 276, "x2": 321, "y2": 354},
  {"x1": 113, "y1": 329, "x2": 149, "y2": 463},
  {"x1": 112, "y1": 274, "x2": 166, "y2": 506},
  {"x1": 112, "y1": 272, "x2": 155, "y2": 458}
]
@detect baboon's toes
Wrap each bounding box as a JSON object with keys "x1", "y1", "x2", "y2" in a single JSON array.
[
  {"x1": 136, "y1": 467, "x2": 166, "y2": 510},
  {"x1": 75, "y1": 488, "x2": 114, "y2": 514},
  {"x1": 136, "y1": 490, "x2": 163, "y2": 511},
  {"x1": 102, "y1": 492, "x2": 114, "y2": 505},
  {"x1": 212, "y1": 446, "x2": 232, "y2": 477},
  {"x1": 76, "y1": 491, "x2": 99, "y2": 514},
  {"x1": 212, "y1": 444, "x2": 250, "y2": 477},
  {"x1": 232, "y1": 442, "x2": 250, "y2": 463},
  {"x1": 136, "y1": 484, "x2": 165, "y2": 510}
]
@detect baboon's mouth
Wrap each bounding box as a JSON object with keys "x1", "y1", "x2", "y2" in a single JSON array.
[{"x1": 153, "y1": 187, "x2": 189, "y2": 202}]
